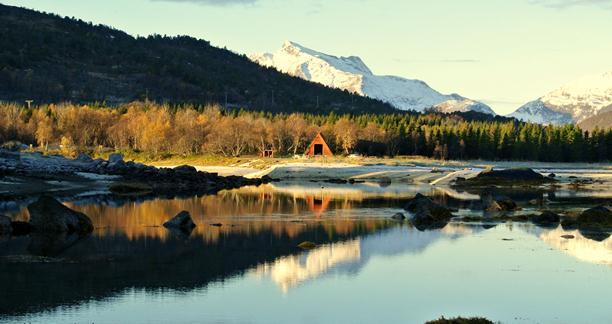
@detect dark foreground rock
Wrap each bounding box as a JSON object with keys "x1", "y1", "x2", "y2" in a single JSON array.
[
  {"x1": 163, "y1": 211, "x2": 196, "y2": 231},
  {"x1": 561, "y1": 206, "x2": 611, "y2": 241},
  {"x1": 10, "y1": 221, "x2": 32, "y2": 236},
  {"x1": 0, "y1": 215, "x2": 11, "y2": 234},
  {"x1": 577, "y1": 206, "x2": 612, "y2": 226},
  {"x1": 531, "y1": 211, "x2": 560, "y2": 226},
  {"x1": 405, "y1": 193, "x2": 453, "y2": 229},
  {"x1": 457, "y1": 168, "x2": 554, "y2": 186},
  {"x1": 27, "y1": 196, "x2": 93, "y2": 234},
  {"x1": 173, "y1": 165, "x2": 197, "y2": 175},
  {"x1": 483, "y1": 195, "x2": 518, "y2": 212}
]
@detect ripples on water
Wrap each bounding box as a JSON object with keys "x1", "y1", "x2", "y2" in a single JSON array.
[{"x1": 0, "y1": 181, "x2": 611, "y2": 323}]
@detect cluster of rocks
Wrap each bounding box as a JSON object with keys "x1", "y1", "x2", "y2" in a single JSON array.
[
  {"x1": 0, "y1": 150, "x2": 275, "y2": 196},
  {"x1": 77, "y1": 153, "x2": 149, "y2": 174},
  {"x1": 99, "y1": 155, "x2": 276, "y2": 194},
  {"x1": 393, "y1": 190, "x2": 610, "y2": 237}
]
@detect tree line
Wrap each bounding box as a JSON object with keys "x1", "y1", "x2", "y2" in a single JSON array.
[{"x1": 0, "y1": 102, "x2": 610, "y2": 162}]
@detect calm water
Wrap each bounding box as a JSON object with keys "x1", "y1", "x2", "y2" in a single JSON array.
[{"x1": 0, "y1": 181, "x2": 611, "y2": 323}]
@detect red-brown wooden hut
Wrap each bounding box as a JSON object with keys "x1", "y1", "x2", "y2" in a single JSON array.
[{"x1": 305, "y1": 132, "x2": 333, "y2": 157}]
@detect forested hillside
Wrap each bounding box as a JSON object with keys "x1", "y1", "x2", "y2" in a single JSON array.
[
  {"x1": 1, "y1": 102, "x2": 610, "y2": 162},
  {"x1": 0, "y1": 4, "x2": 395, "y2": 114}
]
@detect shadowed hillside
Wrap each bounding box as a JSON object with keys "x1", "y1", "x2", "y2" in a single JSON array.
[
  {"x1": 579, "y1": 109, "x2": 612, "y2": 131},
  {"x1": 0, "y1": 4, "x2": 396, "y2": 114}
]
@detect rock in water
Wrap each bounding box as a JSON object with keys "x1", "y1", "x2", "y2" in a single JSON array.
[
  {"x1": 483, "y1": 195, "x2": 518, "y2": 212},
  {"x1": 163, "y1": 211, "x2": 196, "y2": 230},
  {"x1": 531, "y1": 211, "x2": 560, "y2": 226},
  {"x1": 391, "y1": 213, "x2": 406, "y2": 220},
  {"x1": 0, "y1": 215, "x2": 11, "y2": 234},
  {"x1": 405, "y1": 193, "x2": 453, "y2": 229},
  {"x1": 460, "y1": 168, "x2": 554, "y2": 186},
  {"x1": 27, "y1": 196, "x2": 94, "y2": 234},
  {"x1": 298, "y1": 241, "x2": 317, "y2": 250},
  {"x1": 405, "y1": 193, "x2": 452, "y2": 219},
  {"x1": 577, "y1": 206, "x2": 612, "y2": 227},
  {"x1": 10, "y1": 221, "x2": 32, "y2": 236}
]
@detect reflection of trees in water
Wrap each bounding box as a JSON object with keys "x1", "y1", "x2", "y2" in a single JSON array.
[
  {"x1": 0, "y1": 218, "x2": 396, "y2": 317},
  {"x1": 10, "y1": 186, "x2": 410, "y2": 242}
]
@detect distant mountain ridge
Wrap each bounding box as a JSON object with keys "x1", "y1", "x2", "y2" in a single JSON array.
[
  {"x1": 509, "y1": 71, "x2": 612, "y2": 125},
  {"x1": 578, "y1": 110, "x2": 612, "y2": 131},
  {"x1": 250, "y1": 41, "x2": 496, "y2": 115},
  {"x1": 0, "y1": 4, "x2": 396, "y2": 114}
]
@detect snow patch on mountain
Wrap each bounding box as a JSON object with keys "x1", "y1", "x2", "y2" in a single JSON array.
[
  {"x1": 433, "y1": 97, "x2": 497, "y2": 115},
  {"x1": 250, "y1": 41, "x2": 495, "y2": 114},
  {"x1": 509, "y1": 100, "x2": 574, "y2": 125},
  {"x1": 509, "y1": 71, "x2": 612, "y2": 124}
]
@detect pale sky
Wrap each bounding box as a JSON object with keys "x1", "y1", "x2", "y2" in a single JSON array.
[{"x1": 5, "y1": 0, "x2": 612, "y2": 114}]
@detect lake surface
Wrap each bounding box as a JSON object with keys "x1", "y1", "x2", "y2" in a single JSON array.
[{"x1": 1, "y1": 181, "x2": 611, "y2": 323}]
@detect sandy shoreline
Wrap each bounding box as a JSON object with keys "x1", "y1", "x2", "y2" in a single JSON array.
[{"x1": 157, "y1": 161, "x2": 612, "y2": 183}]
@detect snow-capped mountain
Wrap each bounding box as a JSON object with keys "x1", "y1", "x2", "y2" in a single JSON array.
[
  {"x1": 509, "y1": 71, "x2": 612, "y2": 125},
  {"x1": 250, "y1": 41, "x2": 495, "y2": 115},
  {"x1": 431, "y1": 96, "x2": 497, "y2": 115}
]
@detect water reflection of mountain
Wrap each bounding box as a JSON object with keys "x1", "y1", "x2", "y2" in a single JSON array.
[
  {"x1": 252, "y1": 223, "x2": 483, "y2": 292},
  {"x1": 0, "y1": 219, "x2": 395, "y2": 317},
  {"x1": 539, "y1": 227, "x2": 612, "y2": 266}
]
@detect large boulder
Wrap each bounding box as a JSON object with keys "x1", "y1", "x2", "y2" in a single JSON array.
[
  {"x1": 461, "y1": 168, "x2": 554, "y2": 186},
  {"x1": 576, "y1": 206, "x2": 612, "y2": 227},
  {"x1": 27, "y1": 196, "x2": 94, "y2": 234},
  {"x1": 531, "y1": 211, "x2": 560, "y2": 227},
  {"x1": 10, "y1": 221, "x2": 32, "y2": 236},
  {"x1": 163, "y1": 211, "x2": 196, "y2": 230},
  {"x1": 405, "y1": 193, "x2": 453, "y2": 228},
  {"x1": 0, "y1": 215, "x2": 11, "y2": 235},
  {"x1": 483, "y1": 195, "x2": 518, "y2": 212}
]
